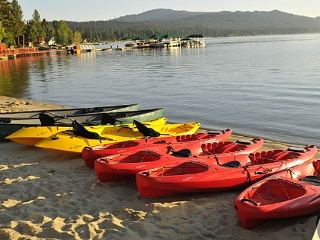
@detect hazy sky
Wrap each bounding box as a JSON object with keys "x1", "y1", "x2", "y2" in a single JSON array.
[{"x1": 18, "y1": 0, "x2": 320, "y2": 21}]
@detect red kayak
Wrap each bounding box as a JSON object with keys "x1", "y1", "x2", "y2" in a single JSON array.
[
  {"x1": 136, "y1": 145, "x2": 317, "y2": 198},
  {"x1": 82, "y1": 129, "x2": 232, "y2": 168},
  {"x1": 235, "y1": 159, "x2": 320, "y2": 229},
  {"x1": 95, "y1": 138, "x2": 264, "y2": 182}
]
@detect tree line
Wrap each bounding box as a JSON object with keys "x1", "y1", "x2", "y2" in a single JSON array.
[
  {"x1": 1, "y1": 1, "x2": 320, "y2": 46},
  {"x1": 0, "y1": 0, "x2": 81, "y2": 47}
]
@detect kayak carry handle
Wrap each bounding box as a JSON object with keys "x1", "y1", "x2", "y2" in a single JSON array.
[
  {"x1": 240, "y1": 198, "x2": 258, "y2": 206},
  {"x1": 140, "y1": 171, "x2": 150, "y2": 176},
  {"x1": 254, "y1": 169, "x2": 272, "y2": 175}
]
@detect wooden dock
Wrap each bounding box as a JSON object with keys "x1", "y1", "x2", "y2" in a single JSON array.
[{"x1": 0, "y1": 48, "x2": 51, "y2": 60}]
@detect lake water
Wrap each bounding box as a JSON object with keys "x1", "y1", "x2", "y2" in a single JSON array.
[{"x1": 1, "y1": 34, "x2": 320, "y2": 146}]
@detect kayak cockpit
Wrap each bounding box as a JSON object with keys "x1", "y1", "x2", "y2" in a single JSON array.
[
  {"x1": 244, "y1": 179, "x2": 306, "y2": 206},
  {"x1": 148, "y1": 161, "x2": 209, "y2": 177},
  {"x1": 120, "y1": 150, "x2": 161, "y2": 163}
]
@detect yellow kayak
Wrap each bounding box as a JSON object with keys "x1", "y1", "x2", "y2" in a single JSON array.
[
  {"x1": 6, "y1": 117, "x2": 167, "y2": 146},
  {"x1": 35, "y1": 121, "x2": 201, "y2": 153}
]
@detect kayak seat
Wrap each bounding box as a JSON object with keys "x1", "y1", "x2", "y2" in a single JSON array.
[
  {"x1": 101, "y1": 114, "x2": 119, "y2": 125},
  {"x1": 301, "y1": 176, "x2": 320, "y2": 186},
  {"x1": 201, "y1": 142, "x2": 234, "y2": 155},
  {"x1": 170, "y1": 149, "x2": 192, "y2": 158},
  {"x1": 249, "y1": 150, "x2": 289, "y2": 165},
  {"x1": 134, "y1": 120, "x2": 160, "y2": 137},
  {"x1": 72, "y1": 121, "x2": 101, "y2": 139},
  {"x1": 176, "y1": 134, "x2": 197, "y2": 142},
  {"x1": 39, "y1": 113, "x2": 56, "y2": 126},
  {"x1": 221, "y1": 161, "x2": 241, "y2": 168}
]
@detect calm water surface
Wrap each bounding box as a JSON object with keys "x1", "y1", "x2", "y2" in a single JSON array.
[{"x1": 1, "y1": 34, "x2": 320, "y2": 145}]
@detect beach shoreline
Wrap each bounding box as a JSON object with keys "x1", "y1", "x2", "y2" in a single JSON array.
[{"x1": 0, "y1": 95, "x2": 318, "y2": 240}]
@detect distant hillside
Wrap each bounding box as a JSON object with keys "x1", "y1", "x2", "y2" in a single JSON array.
[
  {"x1": 116, "y1": 8, "x2": 206, "y2": 22},
  {"x1": 67, "y1": 9, "x2": 320, "y2": 41}
]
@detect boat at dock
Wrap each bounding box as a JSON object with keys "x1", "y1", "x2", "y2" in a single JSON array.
[{"x1": 124, "y1": 34, "x2": 205, "y2": 50}]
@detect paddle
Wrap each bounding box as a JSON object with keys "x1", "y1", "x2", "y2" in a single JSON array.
[{"x1": 133, "y1": 120, "x2": 161, "y2": 137}]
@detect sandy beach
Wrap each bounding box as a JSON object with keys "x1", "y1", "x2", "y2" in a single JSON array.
[{"x1": 0, "y1": 96, "x2": 319, "y2": 240}]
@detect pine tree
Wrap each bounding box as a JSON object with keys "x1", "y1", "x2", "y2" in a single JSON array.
[
  {"x1": 25, "y1": 9, "x2": 44, "y2": 44},
  {"x1": 41, "y1": 18, "x2": 54, "y2": 42},
  {"x1": 0, "y1": 20, "x2": 6, "y2": 42},
  {"x1": 54, "y1": 20, "x2": 73, "y2": 45},
  {"x1": 73, "y1": 31, "x2": 82, "y2": 44},
  {"x1": 0, "y1": 0, "x2": 10, "y2": 44},
  {"x1": 9, "y1": 0, "x2": 25, "y2": 46}
]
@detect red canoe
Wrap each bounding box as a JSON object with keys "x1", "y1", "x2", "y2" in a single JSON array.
[
  {"x1": 82, "y1": 129, "x2": 232, "y2": 168},
  {"x1": 95, "y1": 138, "x2": 264, "y2": 182},
  {"x1": 136, "y1": 145, "x2": 317, "y2": 198},
  {"x1": 235, "y1": 159, "x2": 320, "y2": 229}
]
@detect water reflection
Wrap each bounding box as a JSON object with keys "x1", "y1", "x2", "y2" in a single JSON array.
[
  {"x1": 0, "y1": 58, "x2": 31, "y2": 97},
  {"x1": 0, "y1": 35, "x2": 319, "y2": 146}
]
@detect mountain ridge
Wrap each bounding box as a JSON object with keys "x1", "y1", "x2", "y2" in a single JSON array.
[{"x1": 66, "y1": 9, "x2": 320, "y2": 41}]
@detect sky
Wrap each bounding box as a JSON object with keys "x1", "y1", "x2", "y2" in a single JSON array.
[{"x1": 18, "y1": 0, "x2": 320, "y2": 21}]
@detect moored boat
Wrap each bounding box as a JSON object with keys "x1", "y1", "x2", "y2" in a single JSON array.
[
  {"x1": 82, "y1": 129, "x2": 232, "y2": 168},
  {"x1": 136, "y1": 145, "x2": 317, "y2": 198},
  {"x1": 235, "y1": 159, "x2": 320, "y2": 229},
  {"x1": 94, "y1": 138, "x2": 263, "y2": 182}
]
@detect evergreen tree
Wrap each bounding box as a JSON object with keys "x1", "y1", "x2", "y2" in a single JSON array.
[
  {"x1": 54, "y1": 20, "x2": 73, "y2": 45},
  {"x1": 0, "y1": 20, "x2": 6, "y2": 42},
  {"x1": 73, "y1": 31, "x2": 82, "y2": 44},
  {"x1": 41, "y1": 18, "x2": 54, "y2": 42},
  {"x1": 0, "y1": 0, "x2": 11, "y2": 44},
  {"x1": 9, "y1": 0, "x2": 25, "y2": 46},
  {"x1": 26, "y1": 9, "x2": 44, "y2": 44}
]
